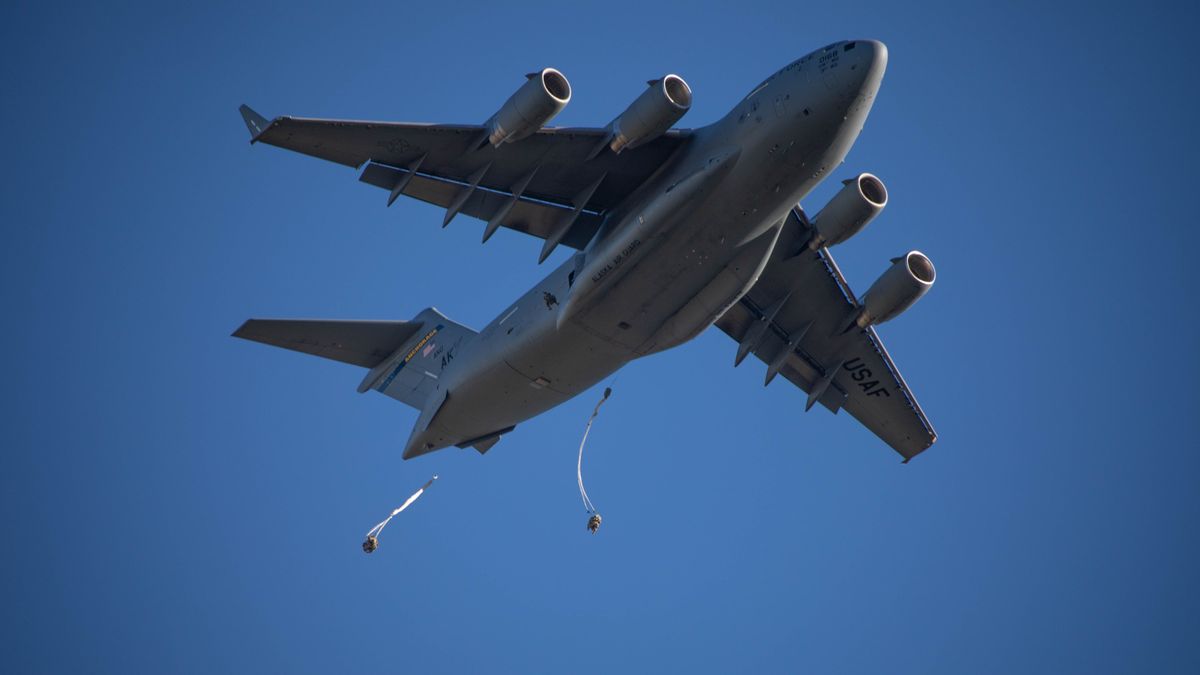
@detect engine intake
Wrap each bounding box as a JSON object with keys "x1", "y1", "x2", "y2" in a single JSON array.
[
  {"x1": 856, "y1": 251, "x2": 936, "y2": 327},
  {"x1": 485, "y1": 68, "x2": 572, "y2": 147},
  {"x1": 809, "y1": 173, "x2": 888, "y2": 249},
  {"x1": 608, "y1": 74, "x2": 692, "y2": 154}
]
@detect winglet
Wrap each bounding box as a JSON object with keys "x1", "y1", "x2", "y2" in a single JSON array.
[{"x1": 238, "y1": 104, "x2": 270, "y2": 142}]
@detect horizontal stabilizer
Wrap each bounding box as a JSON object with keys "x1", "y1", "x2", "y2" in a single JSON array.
[{"x1": 232, "y1": 319, "x2": 424, "y2": 368}]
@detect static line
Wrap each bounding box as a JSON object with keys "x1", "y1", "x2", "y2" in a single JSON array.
[{"x1": 576, "y1": 387, "x2": 612, "y2": 516}]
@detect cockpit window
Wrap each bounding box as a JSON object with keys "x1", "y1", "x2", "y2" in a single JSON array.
[{"x1": 844, "y1": 41, "x2": 856, "y2": 51}]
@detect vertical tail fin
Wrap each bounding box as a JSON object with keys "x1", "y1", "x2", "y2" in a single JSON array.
[{"x1": 364, "y1": 308, "x2": 478, "y2": 411}]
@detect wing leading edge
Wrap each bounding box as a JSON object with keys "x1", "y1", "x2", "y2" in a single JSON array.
[
  {"x1": 714, "y1": 208, "x2": 937, "y2": 460},
  {"x1": 240, "y1": 106, "x2": 690, "y2": 254}
]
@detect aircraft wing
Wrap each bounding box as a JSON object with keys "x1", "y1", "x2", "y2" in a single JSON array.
[
  {"x1": 713, "y1": 208, "x2": 937, "y2": 460},
  {"x1": 239, "y1": 105, "x2": 689, "y2": 257}
]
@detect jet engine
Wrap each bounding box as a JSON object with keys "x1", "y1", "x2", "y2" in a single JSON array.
[
  {"x1": 607, "y1": 74, "x2": 692, "y2": 153},
  {"x1": 808, "y1": 173, "x2": 888, "y2": 249},
  {"x1": 484, "y1": 68, "x2": 572, "y2": 147},
  {"x1": 854, "y1": 251, "x2": 936, "y2": 328}
]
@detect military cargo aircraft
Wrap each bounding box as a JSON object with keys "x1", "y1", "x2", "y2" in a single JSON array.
[{"x1": 234, "y1": 39, "x2": 938, "y2": 461}]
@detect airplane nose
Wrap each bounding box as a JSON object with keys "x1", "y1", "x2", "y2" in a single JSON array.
[
  {"x1": 858, "y1": 39, "x2": 888, "y2": 79},
  {"x1": 843, "y1": 39, "x2": 887, "y2": 99}
]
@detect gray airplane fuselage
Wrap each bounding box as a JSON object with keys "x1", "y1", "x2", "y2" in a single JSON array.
[{"x1": 403, "y1": 40, "x2": 887, "y2": 457}]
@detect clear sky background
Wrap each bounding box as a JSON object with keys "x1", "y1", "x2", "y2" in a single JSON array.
[{"x1": 3, "y1": 1, "x2": 1198, "y2": 672}]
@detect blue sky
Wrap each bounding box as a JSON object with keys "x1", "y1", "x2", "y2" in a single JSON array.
[{"x1": 3, "y1": 1, "x2": 1199, "y2": 672}]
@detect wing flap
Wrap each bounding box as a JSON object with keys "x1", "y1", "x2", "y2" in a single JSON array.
[
  {"x1": 358, "y1": 162, "x2": 602, "y2": 248},
  {"x1": 714, "y1": 301, "x2": 849, "y2": 413},
  {"x1": 232, "y1": 319, "x2": 424, "y2": 369}
]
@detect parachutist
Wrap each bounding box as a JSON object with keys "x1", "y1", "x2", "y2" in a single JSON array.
[
  {"x1": 362, "y1": 475, "x2": 437, "y2": 554},
  {"x1": 587, "y1": 513, "x2": 602, "y2": 534}
]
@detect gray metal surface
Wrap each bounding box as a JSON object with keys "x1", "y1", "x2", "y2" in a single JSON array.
[
  {"x1": 232, "y1": 319, "x2": 423, "y2": 368},
  {"x1": 358, "y1": 162, "x2": 604, "y2": 248},
  {"x1": 246, "y1": 116, "x2": 690, "y2": 211},
  {"x1": 236, "y1": 39, "x2": 938, "y2": 460},
  {"x1": 713, "y1": 209, "x2": 937, "y2": 459}
]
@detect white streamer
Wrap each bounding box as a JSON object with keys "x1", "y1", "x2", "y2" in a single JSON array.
[
  {"x1": 576, "y1": 388, "x2": 611, "y2": 514},
  {"x1": 365, "y1": 475, "x2": 437, "y2": 543}
]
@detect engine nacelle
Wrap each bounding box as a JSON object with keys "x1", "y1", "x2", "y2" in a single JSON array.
[
  {"x1": 485, "y1": 68, "x2": 572, "y2": 147},
  {"x1": 608, "y1": 74, "x2": 692, "y2": 154},
  {"x1": 809, "y1": 173, "x2": 888, "y2": 249},
  {"x1": 857, "y1": 251, "x2": 936, "y2": 327}
]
